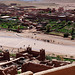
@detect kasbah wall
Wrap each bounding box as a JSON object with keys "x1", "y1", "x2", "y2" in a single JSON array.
[{"x1": 19, "y1": 64, "x2": 75, "y2": 75}]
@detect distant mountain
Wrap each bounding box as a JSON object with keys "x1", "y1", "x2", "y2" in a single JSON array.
[
  {"x1": 0, "y1": 0, "x2": 75, "y2": 7},
  {"x1": 0, "y1": 0, "x2": 39, "y2": 6},
  {"x1": 40, "y1": 0, "x2": 75, "y2": 3},
  {"x1": 0, "y1": 0, "x2": 75, "y2": 3},
  {"x1": 0, "y1": 0, "x2": 38, "y2": 1}
]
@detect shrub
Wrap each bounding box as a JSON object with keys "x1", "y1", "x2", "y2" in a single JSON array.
[
  {"x1": 17, "y1": 71, "x2": 21, "y2": 74},
  {"x1": 46, "y1": 55, "x2": 52, "y2": 61},
  {"x1": 56, "y1": 55, "x2": 61, "y2": 60},
  {"x1": 70, "y1": 60, "x2": 73, "y2": 64},
  {"x1": 10, "y1": 54, "x2": 16, "y2": 57},
  {"x1": 64, "y1": 33, "x2": 69, "y2": 38},
  {"x1": 0, "y1": 50, "x2": 2, "y2": 52}
]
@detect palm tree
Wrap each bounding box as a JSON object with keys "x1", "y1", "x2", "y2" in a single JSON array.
[
  {"x1": 17, "y1": 25, "x2": 20, "y2": 32},
  {"x1": 45, "y1": 24, "x2": 51, "y2": 32},
  {"x1": 71, "y1": 22, "x2": 75, "y2": 40}
]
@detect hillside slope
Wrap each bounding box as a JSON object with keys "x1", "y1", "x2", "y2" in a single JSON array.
[{"x1": 40, "y1": 0, "x2": 75, "y2": 3}]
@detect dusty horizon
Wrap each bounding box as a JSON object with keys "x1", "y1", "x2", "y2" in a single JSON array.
[{"x1": 0, "y1": 0, "x2": 75, "y2": 3}]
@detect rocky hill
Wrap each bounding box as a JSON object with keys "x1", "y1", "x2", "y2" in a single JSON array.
[{"x1": 40, "y1": 0, "x2": 75, "y2": 3}]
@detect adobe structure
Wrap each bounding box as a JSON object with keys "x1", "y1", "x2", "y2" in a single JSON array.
[
  {"x1": 0, "y1": 50, "x2": 10, "y2": 61},
  {"x1": 16, "y1": 47, "x2": 45, "y2": 61},
  {"x1": 0, "y1": 47, "x2": 72, "y2": 75}
]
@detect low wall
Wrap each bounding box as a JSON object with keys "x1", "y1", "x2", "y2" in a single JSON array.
[
  {"x1": 17, "y1": 71, "x2": 33, "y2": 75},
  {"x1": 34, "y1": 64, "x2": 75, "y2": 75},
  {"x1": 0, "y1": 65, "x2": 17, "y2": 75}
]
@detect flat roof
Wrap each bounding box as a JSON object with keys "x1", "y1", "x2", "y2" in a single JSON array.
[{"x1": 1, "y1": 16, "x2": 10, "y2": 18}]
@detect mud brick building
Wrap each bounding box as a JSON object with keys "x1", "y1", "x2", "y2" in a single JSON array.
[
  {"x1": 0, "y1": 47, "x2": 71, "y2": 75},
  {"x1": 0, "y1": 50, "x2": 10, "y2": 61},
  {"x1": 16, "y1": 47, "x2": 45, "y2": 61}
]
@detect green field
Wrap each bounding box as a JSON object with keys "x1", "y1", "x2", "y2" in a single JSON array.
[{"x1": 0, "y1": 19, "x2": 27, "y2": 31}]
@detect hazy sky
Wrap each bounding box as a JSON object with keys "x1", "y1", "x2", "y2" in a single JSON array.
[
  {"x1": 0, "y1": 0, "x2": 38, "y2": 1},
  {"x1": 0, "y1": 0, "x2": 75, "y2": 2}
]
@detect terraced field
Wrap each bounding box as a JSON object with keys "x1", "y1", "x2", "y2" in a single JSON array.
[{"x1": 40, "y1": 20, "x2": 75, "y2": 39}]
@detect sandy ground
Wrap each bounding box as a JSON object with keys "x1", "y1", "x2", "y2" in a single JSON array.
[
  {"x1": 0, "y1": 29, "x2": 75, "y2": 58},
  {"x1": 0, "y1": 29, "x2": 75, "y2": 46},
  {"x1": 0, "y1": 1, "x2": 75, "y2": 9},
  {"x1": 22, "y1": 29, "x2": 75, "y2": 46}
]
